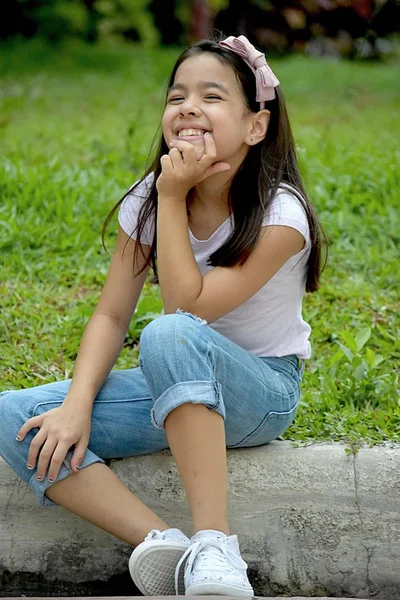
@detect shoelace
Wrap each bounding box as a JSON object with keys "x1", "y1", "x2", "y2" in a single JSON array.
[
  {"x1": 174, "y1": 537, "x2": 245, "y2": 594},
  {"x1": 144, "y1": 527, "x2": 189, "y2": 544},
  {"x1": 145, "y1": 529, "x2": 166, "y2": 541}
]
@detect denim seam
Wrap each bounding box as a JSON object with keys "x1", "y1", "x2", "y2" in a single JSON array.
[
  {"x1": 279, "y1": 356, "x2": 301, "y2": 371},
  {"x1": 229, "y1": 401, "x2": 299, "y2": 448},
  {"x1": 279, "y1": 356, "x2": 305, "y2": 380},
  {"x1": 206, "y1": 337, "x2": 215, "y2": 381},
  {"x1": 32, "y1": 396, "x2": 152, "y2": 416},
  {"x1": 267, "y1": 364, "x2": 300, "y2": 395}
]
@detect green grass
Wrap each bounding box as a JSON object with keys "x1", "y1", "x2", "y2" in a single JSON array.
[{"x1": 1, "y1": 38, "x2": 399, "y2": 447}]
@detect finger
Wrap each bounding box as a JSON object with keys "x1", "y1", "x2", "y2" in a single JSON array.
[
  {"x1": 201, "y1": 132, "x2": 218, "y2": 161},
  {"x1": 47, "y1": 442, "x2": 72, "y2": 482},
  {"x1": 199, "y1": 162, "x2": 231, "y2": 182},
  {"x1": 169, "y1": 147, "x2": 184, "y2": 169},
  {"x1": 36, "y1": 438, "x2": 58, "y2": 481},
  {"x1": 171, "y1": 141, "x2": 197, "y2": 166},
  {"x1": 17, "y1": 415, "x2": 43, "y2": 441},
  {"x1": 169, "y1": 139, "x2": 195, "y2": 151},
  {"x1": 160, "y1": 154, "x2": 172, "y2": 169},
  {"x1": 26, "y1": 428, "x2": 47, "y2": 470},
  {"x1": 71, "y1": 437, "x2": 89, "y2": 472}
]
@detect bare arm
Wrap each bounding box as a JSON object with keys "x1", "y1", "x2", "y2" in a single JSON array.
[
  {"x1": 156, "y1": 136, "x2": 304, "y2": 322},
  {"x1": 158, "y1": 195, "x2": 304, "y2": 322},
  {"x1": 16, "y1": 227, "x2": 150, "y2": 480},
  {"x1": 63, "y1": 226, "x2": 150, "y2": 412}
]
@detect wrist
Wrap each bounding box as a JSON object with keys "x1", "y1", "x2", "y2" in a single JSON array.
[
  {"x1": 63, "y1": 391, "x2": 95, "y2": 413},
  {"x1": 158, "y1": 192, "x2": 188, "y2": 204}
]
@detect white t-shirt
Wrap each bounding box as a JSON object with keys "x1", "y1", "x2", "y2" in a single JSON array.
[{"x1": 118, "y1": 173, "x2": 312, "y2": 359}]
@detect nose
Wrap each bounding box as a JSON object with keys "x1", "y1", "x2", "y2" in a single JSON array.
[
  {"x1": 179, "y1": 97, "x2": 200, "y2": 117},
  {"x1": 181, "y1": 109, "x2": 196, "y2": 116}
]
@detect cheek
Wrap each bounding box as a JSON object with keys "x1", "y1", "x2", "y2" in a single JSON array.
[{"x1": 161, "y1": 110, "x2": 172, "y2": 137}]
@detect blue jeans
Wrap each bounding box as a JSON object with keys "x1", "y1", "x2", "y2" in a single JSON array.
[{"x1": 0, "y1": 312, "x2": 304, "y2": 507}]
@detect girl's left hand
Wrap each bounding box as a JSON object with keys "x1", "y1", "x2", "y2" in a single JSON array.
[{"x1": 156, "y1": 132, "x2": 230, "y2": 199}]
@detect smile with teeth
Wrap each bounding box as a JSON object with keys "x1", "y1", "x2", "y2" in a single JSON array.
[{"x1": 178, "y1": 129, "x2": 208, "y2": 137}]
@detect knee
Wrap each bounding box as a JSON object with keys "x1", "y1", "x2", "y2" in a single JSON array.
[{"x1": 139, "y1": 312, "x2": 207, "y2": 364}]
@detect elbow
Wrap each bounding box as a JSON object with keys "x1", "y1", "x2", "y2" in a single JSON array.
[
  {"x1": 163, "y1": 300, "x2": 197, "y2": 315},
  {"x1": 162, "y1": 289, "x2": 203, "y2": 318},
  {"x1": 163, "y1": 304, "x2": 179, "y2": 315},
  {"x1": 163, "y1": 301, "x2": 208, "y2": 323}
]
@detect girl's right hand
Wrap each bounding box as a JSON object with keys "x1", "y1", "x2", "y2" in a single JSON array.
[{"x1": 16, "y1": 403, "x2": 92, "y2": 483}]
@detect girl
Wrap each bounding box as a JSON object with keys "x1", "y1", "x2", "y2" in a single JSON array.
[{"x1": 0, "y1": 35, "x2": 326, "y2": 597}]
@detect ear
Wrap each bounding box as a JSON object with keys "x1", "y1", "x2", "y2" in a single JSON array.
[{"x1": 245, "y1": 109, "x2": 270, "y2": 146}]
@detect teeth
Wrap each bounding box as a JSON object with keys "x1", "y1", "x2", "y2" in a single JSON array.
[{"x1": 178, "y1": 129, "x2": 206, "y2": 137}]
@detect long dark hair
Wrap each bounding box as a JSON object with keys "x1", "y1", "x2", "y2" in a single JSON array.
[{"x1": 103, "y1": 37, "x2": 327, "y2": 292}]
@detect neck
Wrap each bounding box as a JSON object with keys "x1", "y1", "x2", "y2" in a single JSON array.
[
  {"x1": 192, "y1": 173, "x2": 231, "y2": 209},
  {"x1": 190, "y1": 146, "x2": 248, "y2": 211}
]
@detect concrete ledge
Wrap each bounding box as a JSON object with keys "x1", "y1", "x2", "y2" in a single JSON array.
[
  {"x1": 1, "y1": 441, "x2": 399, "y2": 598},
  {"x1": 0, "y1": 597, "x2": 373, "y2": 600}
]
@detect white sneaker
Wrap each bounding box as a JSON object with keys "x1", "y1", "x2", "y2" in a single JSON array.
[
  {"x1": 175, "y1": 529, "x2": 254, "y2": 597},
  {"x1": 129, "y1": 528, "x2": 190, "y2": 596}
]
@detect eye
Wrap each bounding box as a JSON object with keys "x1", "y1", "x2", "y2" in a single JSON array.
[
  {"x1": 168, "y1": 96, "x2": 184, "y2": 103},
  {"x1": 205, "y1": 95, "x2": 221, "y2": 100}
]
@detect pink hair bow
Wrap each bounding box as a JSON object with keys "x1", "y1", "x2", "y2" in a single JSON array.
[{"x1": 219, "y1": 35, "x2": 279, "y2": 106}]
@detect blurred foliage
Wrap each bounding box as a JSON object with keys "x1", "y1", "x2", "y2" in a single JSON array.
[
  {"x1": 1, "y1": 0, "x2": 158, "y2": 45},
  {"x1": 2, "y1": 0, "x2": 89, "y2": 42},
  {"x1": 1, "y1": 0, "x2": 398, "y2": 59},
  {"x1": 95, "y1": 0, "x2": 158, "y2": 45}
]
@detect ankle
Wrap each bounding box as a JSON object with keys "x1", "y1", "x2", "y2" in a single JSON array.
[{"x1": 193, "y1": 527, "x2": 230, "y2": 537}]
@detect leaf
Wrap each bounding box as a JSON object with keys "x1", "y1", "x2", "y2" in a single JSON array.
[
  {"x1": 351, "y1": 354, "x2": 362, "y2": 369},
  {"x1": 353, "y1": 362, "x2": 368, "y2": 381},
  {"x1": 135, "y1": 295, "x2": 163, "y2": 317},
  {"x1": 329, "y1": 349, "x2": 343, "y2": 366},
  {"x1": 355, "y1": 327, "x2": 371, "y2": 352},
  {"x1": 336, "y1": 342, "x2": 354, "y2": 362},
  {"x1": 329, "y1": 349, "x2": 343, "y2": 378},
  {"x1": 136, "y1": 311, "x2": 162, "y2": 323},
  {"x1": 365, "y1": 347, "x2": 375, "y2": 367},
  {"x1": 340, "y1": 331, "x2": 358, "y2": 354},
  {"x1": 371, "y1": 355, "x2": 385, "y2": 369}
]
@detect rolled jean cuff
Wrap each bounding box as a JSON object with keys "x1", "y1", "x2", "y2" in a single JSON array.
[
  {"x1": 150, "y1": 380, "x2": 225, "y2": 430},
  {"x1": 29, "y1": 448, "x2": 105, "y2": 507}
]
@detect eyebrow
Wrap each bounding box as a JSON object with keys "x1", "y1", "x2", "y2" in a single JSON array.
[{"x1": 168, "y1": 81, "x2": 230, "y2": 95}]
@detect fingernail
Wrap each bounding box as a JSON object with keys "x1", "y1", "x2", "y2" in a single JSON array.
[
  {"x1": 75, "y1": 465, "x2": 81, "y2": 471},
  {"x1": 36, "y1": 476, "x2": 43, "y2": 481},
  {"x1": 16, "y1": 436, "x2": 20, "y2": 441},
  {"x1": 27, "y1": 464, "x2": 33, "y2": 469},
  {"x1": 48, "y1": 477, "x2": 54, "y2": 482},
  {"x1": 204, "y1": 132, "x2": 211, "y2": 136},
  {"x1": 170, "y1": 140, "x2": 175, "y2": 145}
]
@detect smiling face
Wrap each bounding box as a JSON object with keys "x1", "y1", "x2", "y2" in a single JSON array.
[{"x1": 162, "y1": 53, "x2": 255, "y2": 163}]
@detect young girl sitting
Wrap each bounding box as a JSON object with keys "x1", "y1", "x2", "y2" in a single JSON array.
[{"x1": 0, "y1": 35, "x2": 326, "y2": 597}]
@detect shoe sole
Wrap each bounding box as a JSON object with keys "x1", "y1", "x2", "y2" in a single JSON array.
[
  {"x1": 129, "y1": 540, "x2": 189, "y2": 596},
  {"x1": 185, "y1": 581, "x2": 254, "y2": 596}
]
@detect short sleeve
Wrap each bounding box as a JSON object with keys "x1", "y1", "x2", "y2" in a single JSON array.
[
  {"x1": 262, "y1": 186, "x2": 310, "y2": 246},
  {"x1": 118, "y1": 172, "x2": 155, "y2": 245}
]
